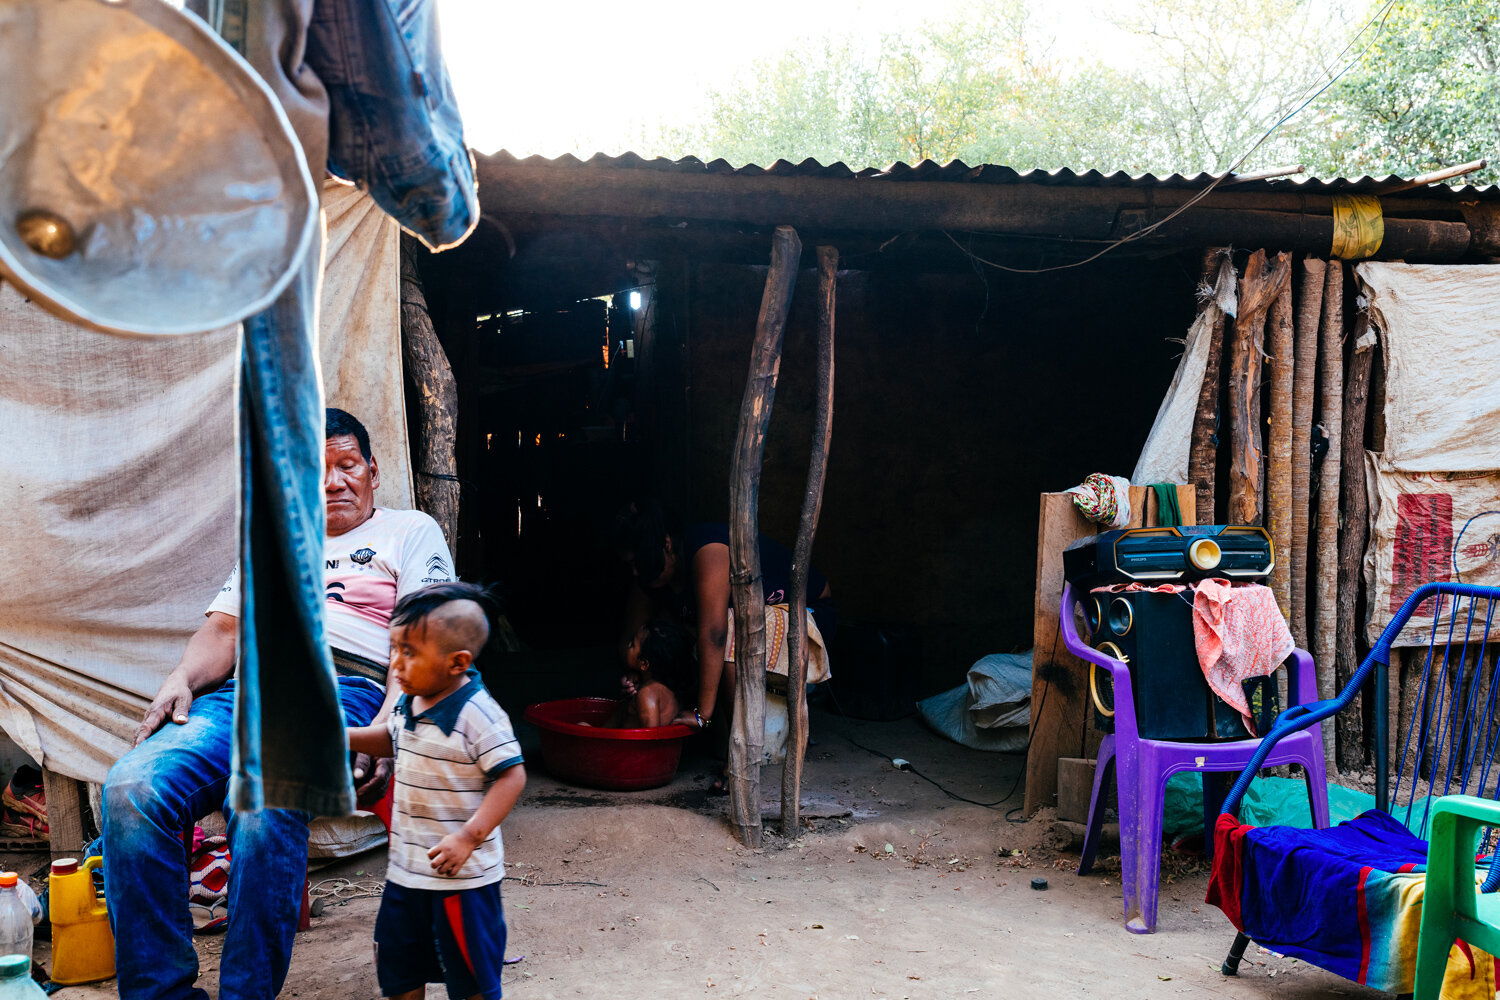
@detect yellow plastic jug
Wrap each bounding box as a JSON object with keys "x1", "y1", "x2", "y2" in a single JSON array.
[{"x1": 47, "y1": 858, "x2": 113, "y2": 985}]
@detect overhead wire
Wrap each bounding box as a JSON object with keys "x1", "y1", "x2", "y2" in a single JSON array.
[{"x1": 943, "y1": 0, "x2": 1402, "y2": 275}]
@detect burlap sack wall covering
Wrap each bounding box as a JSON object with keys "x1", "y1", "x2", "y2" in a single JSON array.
[
  {"x1": 1358, "y1": 262, "x2": 1500, "y2": 645},
  {"x1": 0, "y1": 182, "x2": 410, "y2": 790}
]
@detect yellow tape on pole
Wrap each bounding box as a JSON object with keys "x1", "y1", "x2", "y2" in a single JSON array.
[{"x1": 1331, "y1": 194, "x2": 1384, "y2": 259}]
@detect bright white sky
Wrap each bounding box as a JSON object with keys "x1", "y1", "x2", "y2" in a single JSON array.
[{"x1": 436, "y1": 0, "x2": 1133, "y2": 159}]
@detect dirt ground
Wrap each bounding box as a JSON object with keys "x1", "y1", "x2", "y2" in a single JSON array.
[{"x1": 5, "y1": 709, "x2": 1381, "y2": 999}]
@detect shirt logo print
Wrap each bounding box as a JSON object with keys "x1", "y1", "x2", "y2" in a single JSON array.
[{"x1": 350, "y1": 547, "x2": 376, "y2": 566}]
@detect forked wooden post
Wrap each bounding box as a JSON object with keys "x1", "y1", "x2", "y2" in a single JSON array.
[
  {"x1": 1265, "y1": 274, "x2": 1295, "y2": 615},
  {"x1": 1312, "y1": 261, "x2": 1345, "y2": 765},
  {"x1": 399, "y1": 236, "x2": 460, "y2": 546},
  {"x1": 728, "y1": 225, "x2": 801, "y2": 848},
  {"x1": 1334, "y1": 310, "x2": 1373, "y2": 772},
  {"x1": 1290, "y1": 258, "x2": 1327, "y2": 649},
  {"x1": 1227, "y1": 250, "x2": 1290, "y2": 526},
  {"x1": 782, "y1": 245, "x2": 836, "y2": 837}
]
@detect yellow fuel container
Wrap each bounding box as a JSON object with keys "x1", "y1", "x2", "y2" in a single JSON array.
[{"x1": 47, "y1": 858, "x2": 114, "y2": 985}]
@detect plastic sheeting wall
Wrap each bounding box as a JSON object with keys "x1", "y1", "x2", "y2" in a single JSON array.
[{"x1": 0, "y1": 183, "x2": 409, "y2": 782}]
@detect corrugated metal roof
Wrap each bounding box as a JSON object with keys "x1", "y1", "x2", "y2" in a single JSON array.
[{"x1": 479, "y1": 149, "x2": 1497, "y2": 199}]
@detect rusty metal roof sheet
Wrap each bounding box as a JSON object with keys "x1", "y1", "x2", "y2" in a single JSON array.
[{"x1": 478, "y1": 149, "x2": 1498, "y2": 199}]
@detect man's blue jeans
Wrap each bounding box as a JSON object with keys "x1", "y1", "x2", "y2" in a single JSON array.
[{"x1": 103, "y1": 677, "x2": 385, "y2": 1000}]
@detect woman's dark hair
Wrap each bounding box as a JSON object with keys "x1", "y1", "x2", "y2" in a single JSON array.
[
  {"x1": 326, "y1": 407, "x2": 372, "y2": 460},
  {"x1": 613, "y1": 499, "x2": 680, "y2": 587},
  {"x1": 636, "y1": 617, "x2": 691, "y2": 690}
]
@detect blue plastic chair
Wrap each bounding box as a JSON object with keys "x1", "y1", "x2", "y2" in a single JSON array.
[{"x1": 1214, "y1": 582, "x2": 1500, "y2": 992}]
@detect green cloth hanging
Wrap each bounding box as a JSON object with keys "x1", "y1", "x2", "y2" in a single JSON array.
[{"x1": 1149, "y1": 483, "x2": 1182, "y2": 527}]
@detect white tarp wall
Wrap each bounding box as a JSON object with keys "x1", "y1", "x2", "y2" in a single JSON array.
[
  {"x1": 1358, "y1": 263, "x2": 1500, "y2": 645},
  {"x1": 0, "y1": 182, "x2": 409, "y2": 783}
]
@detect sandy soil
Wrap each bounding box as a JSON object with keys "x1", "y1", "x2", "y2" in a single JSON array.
[{"x1": 5, "y1": 710, "x2": 1380, "y2": 999}]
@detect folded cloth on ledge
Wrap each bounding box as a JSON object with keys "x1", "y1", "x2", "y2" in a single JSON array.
[
  {"x1": 1090, "y1": 582, "x2": 1188, "y2": 594},
  {"x1": 1207, "y1": 810, "x2": 1499, "y2": 998},
  {"x1": 1192, "y1": 579, "x2": 1293, "y2": 733},
  {"x1": 724, "y1": 604, "x2": 831, "y2": 684}
]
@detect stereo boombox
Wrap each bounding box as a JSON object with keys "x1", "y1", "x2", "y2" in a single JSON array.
[
  {"x1": 1066, "y1": 526, "x2": 1278, "y2": 740},
  {"x1": 1063, "y1": 524, "x2": 1275, "y2": 590},
  {"x1": 1079, "y1": 588, "x2": 1277, "y2": 739}
]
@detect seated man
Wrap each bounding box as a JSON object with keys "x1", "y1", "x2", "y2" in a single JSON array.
[{"x1": 103, "y1": 408, "x2": 455, "y2": 1000}]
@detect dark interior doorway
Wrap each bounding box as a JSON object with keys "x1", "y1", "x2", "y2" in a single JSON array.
[{"x1": 466, "y1": 296, "x2": 645, "y2": 651}]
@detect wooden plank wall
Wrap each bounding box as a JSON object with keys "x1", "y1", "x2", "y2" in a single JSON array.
[{"x1": 1024, "y1": 484, "x2": 1195, "y2": 817}]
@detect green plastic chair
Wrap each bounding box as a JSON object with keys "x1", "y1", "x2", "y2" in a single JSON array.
[{"x1": 1414, "y1": 795, "x2": 1500, "y2": 1000}]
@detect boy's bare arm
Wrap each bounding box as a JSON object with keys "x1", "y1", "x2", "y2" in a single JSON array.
[
  {"x1": 347, "y1": 724, "x2": 394, "y2": 758},
  {"x1": 428, "y1": 763, "x2": 527, "y2": 876}
]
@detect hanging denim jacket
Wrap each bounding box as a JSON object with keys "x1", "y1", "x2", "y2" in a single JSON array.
[{"x1": 307, "y1": 0, "x2": 480, "y2": 251}]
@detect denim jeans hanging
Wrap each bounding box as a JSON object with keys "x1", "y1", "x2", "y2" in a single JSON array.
[{"x1": 191, "y1": 0, "x2": 477, "y2": 816}]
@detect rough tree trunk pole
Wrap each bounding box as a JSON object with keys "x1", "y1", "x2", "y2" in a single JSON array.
[
  {"x1": 1266, "y1": 274, "x2": 1295, "y2": 616},
  {"x1": 1313, "y1": 261, "x2": 1345, "y2": 766},
  {"x1": 728, "y1": 225, "x2": 802, "y2": 848},
  {"x1": 1228, "y1": 250, "x2": 1290, "y2": 525},
  {"x1": 1290, "y1": 259, "x2": 1327, "y2": 649},
  {"x1": 782, "y1": 245, "x2": 836, "y2": 837},
  {"x1": 1336, "y1": 310, "x2": 1375, "y2": 772},
  {"x1": 1188, "y1": 251, "x2": 1235, "y2": 525},
  {"x1": 399, "y1": 236, "x2": 460, "y2": 545}
]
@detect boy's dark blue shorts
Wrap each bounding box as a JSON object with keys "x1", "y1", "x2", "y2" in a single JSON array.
[{"x1": 374, "y1": 880, "x2": 508, "y2": 1000}]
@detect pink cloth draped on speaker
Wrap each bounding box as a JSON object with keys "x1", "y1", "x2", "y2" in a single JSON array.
[{"x1": 1191, "y1": 579, "x2": 1294, "y2": 732}]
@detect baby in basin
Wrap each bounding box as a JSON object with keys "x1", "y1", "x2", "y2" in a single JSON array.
[{"x1": 601, "y1": 617, "x2": 690, "y2": 728}]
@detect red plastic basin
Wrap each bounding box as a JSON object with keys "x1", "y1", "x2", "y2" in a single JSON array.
[{"x1": 523, "y1": 697, "x2": 696, "y2": 791}]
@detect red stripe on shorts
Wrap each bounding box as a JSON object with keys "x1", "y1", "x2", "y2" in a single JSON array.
[{"x1": 443, "y1": 894, "x2": 475, "y2": 975}]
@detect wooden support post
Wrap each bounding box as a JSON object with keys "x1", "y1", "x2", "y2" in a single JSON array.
[
  {"x1": 1188, "y1": 251, "x2": 1235, "y2": 525},
  {"x1": 782, "y1": 246, "x2": 835, "y2": 838},
  {"x1": 1227, "y1": 250, "x2": 1290, "y2": 525},
  {"x1": 728, "y1": 225, "x2": 801, "y2": 848},
  {"x1": 1312, "y1": 261, "x2": 1345, "y2": 767},
  {"x1": 1023, "y1": 484, "x2": 1195, "y2": 816},
  {"x1": 399, "y1": 237, "x2": 460, "y2": 547},
  {"x1": 1266, "y1": 274, "x2": 1295, "y2": 616},
  {"x1": 1290, "y1": 259, "x2": 1327, "y2": 649},
  {"x1": 1335, "y1": 311, "x2": 1375, "y2": 771},
  {"x1": 42, "y1": 768, "x2": 88, "y2": 861}
]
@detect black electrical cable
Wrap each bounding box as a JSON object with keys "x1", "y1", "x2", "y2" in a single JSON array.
[{"x1": 823, "y1": 629, "x2": 1061, "y2": 815}]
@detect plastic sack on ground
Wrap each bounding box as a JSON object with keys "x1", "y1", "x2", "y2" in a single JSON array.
[
  {"x1": 915, "y1": 652, "x2": 1030, "y2": 752},
  {"x1": 1162, "y1": 772, "x2": 1378, "y2": 839}
]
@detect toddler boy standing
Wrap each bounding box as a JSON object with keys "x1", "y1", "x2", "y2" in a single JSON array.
[{"x1": 349, "y1": 582, "x2": 526, "y2": 1000}]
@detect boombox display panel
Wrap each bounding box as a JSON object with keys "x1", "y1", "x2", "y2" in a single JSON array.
[{"x1": 1063, "y1": 524, "x2": 1274, "y2": 589}]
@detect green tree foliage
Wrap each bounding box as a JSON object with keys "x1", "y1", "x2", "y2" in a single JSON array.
[
  {"x1": 1112, "y1": 0, "x2": 1342, "y2": 171},
  {"x1": 658, "y1": 2, "x2": 1160, "y2": 171},
  {"x1": 1303, "y1": 0, "x2": 1500, "y2": 183},
  {"x1": 647, "y1": 0, "x2": 1494, "y2": 182}
]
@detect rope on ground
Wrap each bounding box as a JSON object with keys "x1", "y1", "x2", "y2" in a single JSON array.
[
  {"x1": 501, "y1": 875, "x2": 606, "y2": 888},
  {"x1": 309, "y1": 877, "x2": 385, "y2": 905}
]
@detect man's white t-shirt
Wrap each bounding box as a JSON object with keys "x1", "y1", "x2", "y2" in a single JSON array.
[{"x1": 208, "y1": 508, "x2": 455, "y2": 667}]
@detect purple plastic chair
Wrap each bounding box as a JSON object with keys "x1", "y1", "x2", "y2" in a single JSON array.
[{"x1": 1059, "y1": 582, "x2": 1330, "y2": 933}]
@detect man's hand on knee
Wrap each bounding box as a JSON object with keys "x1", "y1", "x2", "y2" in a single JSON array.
[
  {"x1": 133, "y1": 679, "x2": 194, "y2": 748},
  {"x1": 352, "y1": 753, "x2": 393, "y2": 807}
]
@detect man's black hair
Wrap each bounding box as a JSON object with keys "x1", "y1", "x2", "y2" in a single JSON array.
[
  {"x1": 613, "y1": 499, "x2": 680, "y2": 587},
  {"x1": 636, "y1": 617, "x2": 691, "y2": 692},
  {"x1": 326, "y1": 407, "x2": 372, "y2": 461}
]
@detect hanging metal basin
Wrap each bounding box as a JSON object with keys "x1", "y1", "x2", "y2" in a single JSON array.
[{"x1": 0, "y1": 0, "x2": 317, "y2": 336}]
